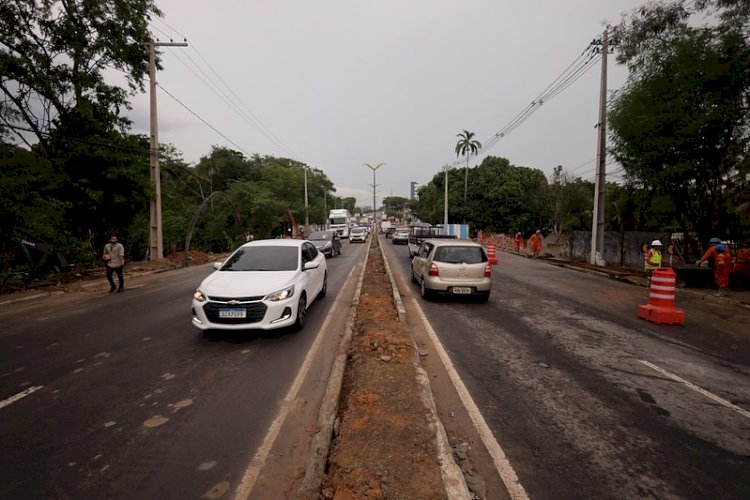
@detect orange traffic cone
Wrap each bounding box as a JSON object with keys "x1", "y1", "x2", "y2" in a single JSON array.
[
  {"x1": 487, "y1": 243, "x2": 498, "y2": 265},
  {"x1": 637, "y1": 268, "x2": 684, "y2": 326}
]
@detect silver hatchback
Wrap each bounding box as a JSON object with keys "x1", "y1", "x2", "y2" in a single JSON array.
[{"x1": 410, "y1": 239, "x2": 491, "y2": 302}]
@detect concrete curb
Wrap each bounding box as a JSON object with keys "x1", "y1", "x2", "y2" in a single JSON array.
[
  {"x1": 296, "y1": 239, "x2": 371, "y2": 499},
  {"x1": 377, "y1": 236, "x2": 471, "y2": 499}
]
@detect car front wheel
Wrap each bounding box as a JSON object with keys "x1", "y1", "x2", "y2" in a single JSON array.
[{"x1": 294, "y1": 294, "x2": 307, "y2": 331}]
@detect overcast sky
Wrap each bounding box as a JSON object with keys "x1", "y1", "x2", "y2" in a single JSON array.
[{"x1": 127, "y1": 0, "x2": 646, "y2": 209}]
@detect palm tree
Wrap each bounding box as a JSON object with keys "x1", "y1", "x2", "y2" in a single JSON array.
[{"x1": 455, "y1": 129, "x2": 482, "y2": 214}]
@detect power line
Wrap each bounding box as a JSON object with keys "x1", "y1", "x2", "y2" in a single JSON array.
[
  {"x1": 156, "y1": 82, "x2": 253, "y2": 157},
  {"x1": 148, "y1": 19, "x2": 298, "y2": 159}
]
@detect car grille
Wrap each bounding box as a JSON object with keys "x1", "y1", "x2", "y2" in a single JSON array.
[
  {"x1": 208, "y1": 295, "x2": 265, "y2": 302},
  {"x1": 202, "y1": 302, "x2": 267, "y2": 324}
]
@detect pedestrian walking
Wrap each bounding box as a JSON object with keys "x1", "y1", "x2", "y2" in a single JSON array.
[
  {"x1": 644, "y1": 240, "x2": 663, "y2": 272},
  {"x1": 529, "y1": 230, "x2": 543, "y2": 258},
  {"x1": 103, "y1": 235, "x2": 125, "y2": 292},
  {"x1": 513, "y1": 232, "x2": 524, "y2": 254},
  {"x1": 713, "y1": 244, "x2": 731, "y2": 297}
]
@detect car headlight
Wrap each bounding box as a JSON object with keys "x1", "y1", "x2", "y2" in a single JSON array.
[
  {"x1": 323, "y1": 242, "x2": 332, "y2": 249},
  {"x1": 193, "y1": 289, "x2": 206, "y2": 302},
  {"x1": 265, "y1": 285, "x2": 295, "y2": 302}
]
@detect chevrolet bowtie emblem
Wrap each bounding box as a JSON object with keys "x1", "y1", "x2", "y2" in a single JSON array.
[{"x1": 228, "y1": 300, "x2": 239, "y2": 305}]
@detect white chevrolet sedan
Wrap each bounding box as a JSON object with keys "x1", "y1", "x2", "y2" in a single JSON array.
[{"x1": 192, "y1": 239, "x2": 327, "y2": 332}]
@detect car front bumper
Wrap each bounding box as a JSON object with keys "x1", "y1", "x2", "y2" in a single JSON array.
[{"x1": 192, "y1": 296, "x2": 297, "y2": 331}]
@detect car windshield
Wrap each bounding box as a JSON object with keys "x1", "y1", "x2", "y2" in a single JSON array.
[
  {"x1": 352, "y1": 228, "x2": 365, "y2": 234},
  {"x1": 308, "y1": 231, "x2": 332, "y2": 241},
  {"x1": 221, "y1": 246, "x2": 299, "y2": 271},
  {"x1": 433, "y1": 246, "x2": 486, "y2": 264}
]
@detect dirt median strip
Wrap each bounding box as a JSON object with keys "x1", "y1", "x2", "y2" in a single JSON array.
[{"x1": 304, "y1": 235, "x2": 469, "y2": 500}]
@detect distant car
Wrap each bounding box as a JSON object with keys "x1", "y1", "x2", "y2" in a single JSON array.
[
  {"x1": 385, "y1": 227, "x2": 397, "y2": 239},
  {"x1": 392, "y1": 228, "x2": 410, "y2": 245},
  {"x1": 307, "y1": 230, "x2": 342, "y2": 257},
  {"x1": 192, "y1": 239, "x2": 327, "y2": 332},
  {"x1": 410, "y1": 239, "x2": 491, "y2": 302},
  {"x1": 349, "y1": 226, "x2": 368, "y2": 243}
]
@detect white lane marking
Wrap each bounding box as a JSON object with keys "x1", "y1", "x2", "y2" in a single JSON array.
[
  {"x1": 413, "y1": 301, "x2": 530, "y2": 500},
  {"x1": 638, "y1": 359, "x2": 750, "y2": 420},
  {"x1": 234, "y1": 265, "x2": 359, "y2": 500},
  {"x1": 0, "y1": 385, "x2": 44, "y2": 410}
]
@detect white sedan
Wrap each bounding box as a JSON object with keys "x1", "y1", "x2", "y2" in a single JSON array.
[{"x1": 192, "y1": 239, "x2": 327, "y2": 332}]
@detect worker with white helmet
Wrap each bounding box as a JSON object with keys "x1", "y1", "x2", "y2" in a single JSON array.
[{"x1": 644, "y1": 239, "x2": 663, "y2": 272}]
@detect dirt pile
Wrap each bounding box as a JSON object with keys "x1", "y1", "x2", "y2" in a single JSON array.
[{"x1": 320, "y1": 237, "x2": 449, "y2": 499}]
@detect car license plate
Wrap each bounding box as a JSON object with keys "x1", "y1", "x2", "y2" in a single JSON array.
[
  {"x1": 452, "y1": 287, "x2": 471, "y2": 295},
  {"x1": 219, "y1": 308, "x2": 246, "y2": 318}
]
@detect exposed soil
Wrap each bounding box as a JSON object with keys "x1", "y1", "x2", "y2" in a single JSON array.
[{"x1": 320, "y1": 236, "x2": 449, "y2": 499}]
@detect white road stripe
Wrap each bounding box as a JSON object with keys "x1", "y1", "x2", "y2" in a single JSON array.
[
  {"x1": 0, "y1": 385, "x2": 44, "y2": 410},
  {"x1": 234, "y1": 265, "x2": 360, "y2": 500},
  {"x1": 638, "y1": 359, "x2": 750, "y2": 420},
  {"x1": 413, "y1": 301, "x2": 530, "y2": 500}
]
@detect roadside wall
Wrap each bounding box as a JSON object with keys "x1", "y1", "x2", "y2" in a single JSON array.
[{"x1": 568, "y1": 231, "x2": 672, "y2": 269}]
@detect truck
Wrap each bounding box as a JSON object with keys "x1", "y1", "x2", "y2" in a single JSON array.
[{"x1": 328, "y1": 209, "x2": 352, "y2": 239}]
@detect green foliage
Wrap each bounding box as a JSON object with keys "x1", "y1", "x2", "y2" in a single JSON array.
[
  {"x1": 415, "y1": 156, "x2": 551, "y2": 233},
  {"x1": 0, "y1": 0, "x2": 160, "y2": 149},
  {"x1": 610, "y1": 0, "x2": 750, "y2": 247}
]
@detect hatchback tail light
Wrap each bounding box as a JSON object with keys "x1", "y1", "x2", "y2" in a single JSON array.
[
  {"x1": 428, "y1": 263, "x2": 439, "y2": 276},
  {"x1": 484, "y1": 263, "x2": 492, "y2": 277}
]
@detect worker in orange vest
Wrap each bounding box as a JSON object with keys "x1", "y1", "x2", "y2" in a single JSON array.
[
  {"x1": 713, "y1": 244, "x2": 732, "y2": 297},
  {"x1": 696, "y1": 237, "x2": 723, "y2": 268},
  {"x1": 513, "y1": 232, "x2": 524, "y2": 254},
  {"x1": 733, "y1": 240, "x2": 750, "y2": 278},
  {"x1": 529, "y1": 230, "x2": 543, "y2": 258}
]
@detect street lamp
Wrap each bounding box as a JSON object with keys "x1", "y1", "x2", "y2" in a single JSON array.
[
  {"x1": 304, "y1": 166, "x2": 309, "y2": 234},
  {"x1": 363, "y1": 162, "x2": 385, "y2": 220}
]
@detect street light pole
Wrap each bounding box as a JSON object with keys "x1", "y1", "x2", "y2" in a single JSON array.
[
  {"x1": 304, "y1": 167, "x2": 309, "y2": 234},
  {"x1": 363, "y1": 162, "x2": 385, "y2": 220}
]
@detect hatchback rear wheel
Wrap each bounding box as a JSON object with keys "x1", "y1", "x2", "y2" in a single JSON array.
[{"x1": 420, "y1": 278, "x2": 432, "y2": 300}]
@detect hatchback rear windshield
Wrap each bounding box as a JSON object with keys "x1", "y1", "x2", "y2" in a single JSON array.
[
  {"x1": 221, "y1": 246, "x2": 299, "y2": 271},
  {"x1": 433, "y1": 246, "x2": 487, "y2": 264},
  {"x1": 308, "y1": 231, "x2": 332, "y2": 241}
]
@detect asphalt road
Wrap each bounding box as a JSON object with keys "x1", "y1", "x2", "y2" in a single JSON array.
[
  {"x1": 382, "y1": 239, "x2": 750, "y2": 499},
  {"x1": 0, "y1": 241, "x2": 367, "y2": 499}
]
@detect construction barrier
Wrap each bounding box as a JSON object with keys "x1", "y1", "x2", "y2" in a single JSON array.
[
  {"x1": 487, "y1": 243, "x2": 498, "y2": 265},
  {"x1": 637, "y1": 267, "x2": 685, "y2": 326}
]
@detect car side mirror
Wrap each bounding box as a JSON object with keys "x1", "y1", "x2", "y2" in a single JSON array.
[
  {"x1": 212, "y1": 261, "x2": 222, "y2": 270},
  {"x1": 304, "y1": 261, "x2": 320, "y2": 271}
]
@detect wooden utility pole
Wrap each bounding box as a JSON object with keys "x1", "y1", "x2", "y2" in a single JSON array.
[
  {"x1": 590, "y1": 29, "x2": 608, "y2": 265},
  {"x1": 148, "y1": 39, "x2": 187, "y2": 261}
]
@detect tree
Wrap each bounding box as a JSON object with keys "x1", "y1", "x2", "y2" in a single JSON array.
[
  {"x1": 610, "y1": 0, "x2": 750, "y2": 253},
  {"x1": 454, "y1": 130, "x2": 482, "y2": 214},
  {"x1": 0, "y1": 0, "x2": 160, "y2": 152},
  {"x1": 382, "y1": 196, "x2": 409, "y2": 219}
]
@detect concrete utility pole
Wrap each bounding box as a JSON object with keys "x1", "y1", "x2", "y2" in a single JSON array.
[
  {"x1": 363, "y1": 163, "x2": 385, "y2": 219},
  {"x1": 148, "y1": 39, "x2": 188, "y2": 261},
  {"x1": 590, "y1": 29, "x2": 608, "y2": 266},
  {"x1": 443, "y1": 165, "x2": 449, "y2": 228}
]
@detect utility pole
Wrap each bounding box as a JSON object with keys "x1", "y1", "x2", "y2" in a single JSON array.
[
  {"x1": 443, "y1": 165, "x2": 449, "y2": 228},
  {"x1": 148, "y1": 39, "x2": 188, "y2": 261},
  {"x1": 590, "y1": 29, "x2": 608, "y2": 266}
]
